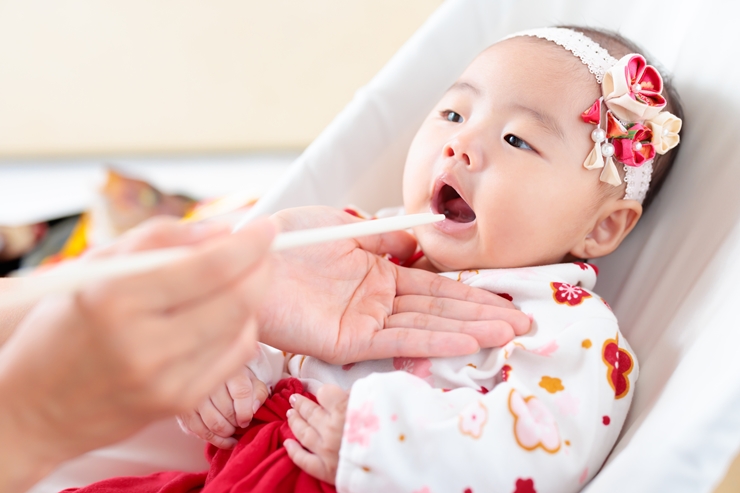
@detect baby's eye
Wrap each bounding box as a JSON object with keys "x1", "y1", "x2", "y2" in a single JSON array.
[
  {"x1": 442, "y1": 110, "x2": 463, "y2": 123},
  {"x1": 504, "y1": 134, "x2": 533, "y2": 151}
]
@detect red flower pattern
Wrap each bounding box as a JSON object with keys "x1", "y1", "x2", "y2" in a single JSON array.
[
  {"x1": 573, "y1": 261, "x2": 598, "y2": 276},
  {"x1": 550, "y1": 282, "x2": 592, "y2": 307},
  {"x1": 501, "y1": 364, "x2": 512, "y2": 382},
  {"x1": 513, "y1": 478, "x2": 537, "y2": 493},
  {"x1": 602, "y1": 337, "x2": 634, "y2": 399}
]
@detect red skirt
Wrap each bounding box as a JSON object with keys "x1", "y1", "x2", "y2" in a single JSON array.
[{"x1": 63, "y1": 378, "x2": 336, "y2": 493}]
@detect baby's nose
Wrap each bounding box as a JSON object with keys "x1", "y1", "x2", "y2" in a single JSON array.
[{"x1": 443, "y1": 143, "x2": 471, "y2": 166}]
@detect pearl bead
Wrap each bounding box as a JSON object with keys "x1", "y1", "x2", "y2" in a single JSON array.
[
  {"x1": 632, "y1": 83, "x2": 642, "y2": 92},
  {"x1": 591, "y1": 128, "x2": 606, "y2": 143},
  {"x1": 601, "y1": 142, "x2": 615, "y2": 157},
  {"x1": 663, "y1": 128, "x2": 670, "y2": 136},
  {"x1": 633, "y1": 142, "x2": 643, "y2": 151}
]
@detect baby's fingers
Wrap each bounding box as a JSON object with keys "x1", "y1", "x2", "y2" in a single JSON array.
[
  {"x1": 316, "y1": 384, "x2": 349, "y2": 413},
  {"x1": 198, "y1": 398, "x2": 237, "y2": 440},
  {"x1": 210, "y1": 383, "x2": 238, "y2": 427},
  {"x1": 284, "y1": 439, "x2": 335, "y2": 484},
  {"x1": 289, "y1": 394, "x2": 327, "y2": 428},
  {"x1": 177, "y1": 411, "x2": 237, "y2": 449},
  {"x1": 226, "y1": 371, "x2": 255, "y2": 427},
  {"x1": 286, "y1": 406, "x2": 322, "y2": 453}
]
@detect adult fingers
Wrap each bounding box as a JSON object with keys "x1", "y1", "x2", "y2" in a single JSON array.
[
  {"x1": 284, "y1": 439, "x2": 333, "y2": 483},
  {"x1": 385, "y1": 313, "x2": 516, "y2": 348},
  {"x1": 273, "y1": 206, "x2": 417, "y2": 259},
  {"x1": 209, "y1": 383, "x2": 238, "y2": 428},
  {"x1": 177, "y1": 410, "x2": 237, "y2": 449},
  {"x1": 103, "y1": 217, "x2": 276, "y2": 311},
  {"x1": 151, "y1": 258, "x2": 273, "y2": 369},
  {"x1": 86, "y1": 217, "x2": 231, "y2": 259},
  {"x1": 393, "y1": 294, "x2": 530, "y2": 335},
  {"x1": 355, "y1": 328, "x2": 480, "y2": 361},
  {"x1": 355, "y1": 229, "x2": 418, "y2": 260},
  {"x1": 395, "y1": 267, "x2": 520, "y2": 309},
  {"x1": 175, "y1": 316, "x2": 261, "y2": 410}
]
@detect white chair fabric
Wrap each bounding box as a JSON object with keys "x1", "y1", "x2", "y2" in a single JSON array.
[{"x1": 35, "y1": 1, "x2": 740, "y2": 491}]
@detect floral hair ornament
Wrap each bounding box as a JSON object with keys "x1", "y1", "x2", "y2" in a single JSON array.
[{"x1": 504, "y1": 28, "x2": 682, "y2": 203}]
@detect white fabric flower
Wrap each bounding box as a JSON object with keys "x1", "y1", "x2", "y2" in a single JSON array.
[{"x1": 647, "y1": 111, "x2": 682, "y2": 154}]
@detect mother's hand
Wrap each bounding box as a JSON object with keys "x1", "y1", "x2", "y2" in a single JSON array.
[
  {"x1": 259, "y1": 206, "x2": 530, "y2": 364},
  {"x1": 0, "y1": 217, "x2": 275, "y2": 491}
]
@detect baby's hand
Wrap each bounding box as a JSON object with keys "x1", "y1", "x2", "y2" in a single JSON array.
[
  {"x1": 177, "y1": 366, "x2": 268, "y2": 449},
  {"x1": 285, "y1": 384, "x2": 349, "y2": 485}
]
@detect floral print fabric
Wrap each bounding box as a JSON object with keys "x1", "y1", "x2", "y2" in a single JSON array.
[{"x1": 247, "y1": 262, "x2": 638, "y2": 493}]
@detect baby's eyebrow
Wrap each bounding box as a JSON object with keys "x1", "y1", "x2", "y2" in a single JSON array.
[
  {"x1": 448, "y1": 81, "x2": 481, "y2": 96},
  {"x1": 513, "y1": 104, "x2": 567, "y2": 142}
]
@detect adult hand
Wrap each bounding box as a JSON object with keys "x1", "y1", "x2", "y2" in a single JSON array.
[
  {"x1": 0, "y1": 217, "x2": 275, "y2": 492},
  {"x1": 259, "y1": 206, "x2": 530, "y2": 364}
]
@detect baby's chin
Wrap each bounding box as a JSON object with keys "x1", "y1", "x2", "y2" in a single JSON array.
[{"x1": 416, "y1": 242, "x2": 482, "y2": 273}]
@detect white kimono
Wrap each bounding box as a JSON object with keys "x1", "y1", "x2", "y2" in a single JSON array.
[{"x1": 248, "y1": 262, "x2": 638, "y2": 493}]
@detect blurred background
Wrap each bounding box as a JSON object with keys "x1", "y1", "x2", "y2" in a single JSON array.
[
  {"x1": 0, "y1": 0, "x2": 442, "y2": 272},
  {"x1": 0, "y1": 1, "x2": 738, "y2": 490}
]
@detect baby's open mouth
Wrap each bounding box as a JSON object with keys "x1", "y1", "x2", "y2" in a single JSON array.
[{"x1": 434, "y1": 184, "x2": 476, "y2": 223}]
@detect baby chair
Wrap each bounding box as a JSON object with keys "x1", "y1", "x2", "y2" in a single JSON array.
[{"x1": 33, "y1": 1, "x2": 740, "y2": 492}]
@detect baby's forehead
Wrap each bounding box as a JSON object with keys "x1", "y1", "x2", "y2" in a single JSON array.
[
  {"x1": 453, "y1": 37, "x2": 599, "y2": 113},
  {"x1": 474, "y1": 37, "x2": 593, "y2": 82}
]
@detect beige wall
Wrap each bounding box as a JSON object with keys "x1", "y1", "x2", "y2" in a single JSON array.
[{"x1": 0, "y1": 0, "x2": 442, "y2": 158}]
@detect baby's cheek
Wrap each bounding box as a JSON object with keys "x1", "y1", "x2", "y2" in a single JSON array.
[{"x1": 401, "y1": 171, "x2": 428, "y2": 214}]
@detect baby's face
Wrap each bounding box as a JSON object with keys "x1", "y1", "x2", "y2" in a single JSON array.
[{"x1": 403, "y1": 38, "x2": 607, "y2": 272}]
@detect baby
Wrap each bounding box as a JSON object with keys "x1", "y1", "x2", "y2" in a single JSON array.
[{"x1": 180, "y1": 26, "x2": 683, "y2": 493}]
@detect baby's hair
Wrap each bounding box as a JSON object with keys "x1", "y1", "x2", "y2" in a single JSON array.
[{"x1": 558, "y1": 25, "x2": 685, "y2": 213}]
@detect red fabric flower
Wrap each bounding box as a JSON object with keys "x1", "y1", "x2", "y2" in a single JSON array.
[
  {"x1": 607, "y1": 112, "x2": 656, "y2": 167},
  {"x1": 602, "y1": 337, "x2": 634, "y2": 399},
  {"x1": 580, "y1": 98, "x2": 601, "y2": 125},
  {"x1": 623, "y1": 55, "x2": 665, "y2": 107},
  {"x1": 603, "y1": 54, "x2": 666, "y2": 121},
  {"x1": 550, "y1": 282, "x2": 592, "y2": 307}
]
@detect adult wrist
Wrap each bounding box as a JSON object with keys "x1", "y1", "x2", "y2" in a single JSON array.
[{"x1": 0, "y1": 370, "x2": 65, "y2": 492}]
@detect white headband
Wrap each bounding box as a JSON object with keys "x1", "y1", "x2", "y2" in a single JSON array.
[{"x1": 505, "y1": 27, "x2": 681, "y2": 204}]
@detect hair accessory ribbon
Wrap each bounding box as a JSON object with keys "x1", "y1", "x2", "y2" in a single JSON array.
[{"x1": 505, "y1": 28, "x2": 682, "y2": 204}]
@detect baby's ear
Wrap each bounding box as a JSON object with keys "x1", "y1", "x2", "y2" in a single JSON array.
[{"x1": 570, "y1": 199, "x2": 642, "y2": 260}]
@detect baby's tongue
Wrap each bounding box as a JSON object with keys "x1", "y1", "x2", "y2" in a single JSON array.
[{"x1": 443, "y1": 197, "x2": 476, "y2": 223}]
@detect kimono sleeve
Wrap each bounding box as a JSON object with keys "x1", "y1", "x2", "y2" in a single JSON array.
[
  {"x1": 245, "y1": 343, "x2": 288, "y2": 389},
  {"x1": 335, "y1": 317, "x2": 637, "y2": 493}
]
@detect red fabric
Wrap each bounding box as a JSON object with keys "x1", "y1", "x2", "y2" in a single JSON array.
[
  {"x1": 387, "y1": 249, "x2": 425, "y2": 268},
  {"x1": 63, "y1": 378, "x2": 336, "y2": 493}
]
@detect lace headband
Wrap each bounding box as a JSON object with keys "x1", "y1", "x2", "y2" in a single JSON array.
[{"x1": 505, "y1": 27, "x2": 682, "y2": 204}]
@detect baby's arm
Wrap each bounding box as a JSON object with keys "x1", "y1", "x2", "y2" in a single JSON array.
[
  {"x1": 177, "y1": 343, "x2": 288, "y2": 448},
  {"x1": 321, "y1": 317, "x2": 635, "y2": 493}
]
